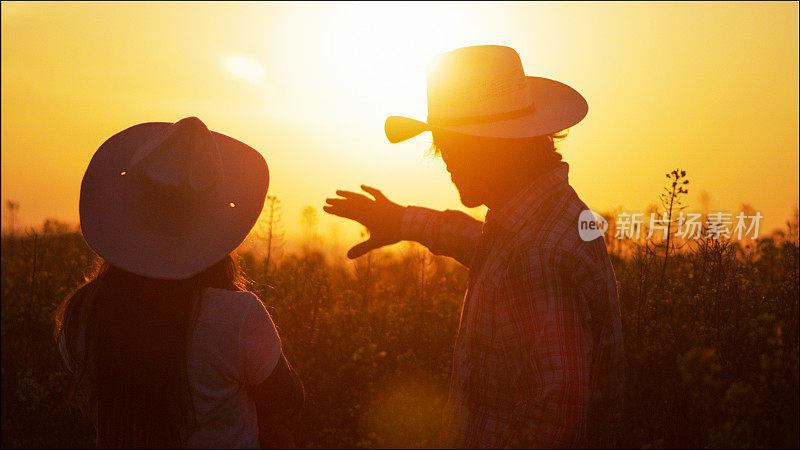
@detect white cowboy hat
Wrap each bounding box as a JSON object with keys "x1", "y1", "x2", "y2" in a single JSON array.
[
  {"x1": 79, "y1": 117, "x2": 268, "y2": 280},
  {"x1": 385, "y1": 45, "x2": 588, "y2": 143}
]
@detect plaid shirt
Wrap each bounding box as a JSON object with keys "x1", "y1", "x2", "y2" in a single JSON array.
[{"x1": 401, "y1": 162, "x2": 624, "y2": 448}]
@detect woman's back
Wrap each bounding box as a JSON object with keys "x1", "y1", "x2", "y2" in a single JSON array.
[{"x1": 60, "y1": 286, "x2": 284, "y2": 448}]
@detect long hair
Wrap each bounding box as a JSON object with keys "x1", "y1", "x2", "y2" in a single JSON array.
[{"x1": 54, "y1": 253, "x2": 249, "y2": 447}]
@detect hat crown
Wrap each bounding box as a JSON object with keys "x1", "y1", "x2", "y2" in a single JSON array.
[
  {"x1": 130, "y1": 116, "x2": 222, "y2": 193},
  {"x1": 123, "y1": 117, "x2": 226, "y2": 237},
  {"x1": 426, "y1": 45, "x2": 532, "y2": 121}
]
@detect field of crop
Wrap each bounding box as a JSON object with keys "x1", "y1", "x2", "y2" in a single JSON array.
[{"x1": 2, "y1": 202, "x2": 798, "y2": 448}]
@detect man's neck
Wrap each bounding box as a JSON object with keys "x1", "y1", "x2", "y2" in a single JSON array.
[
  {"x1": 484, "y1": 176, "x2": 531, "y2": 211},
  {"x1": 484, "y1": 163, "x2": 556, "y2": 211}
]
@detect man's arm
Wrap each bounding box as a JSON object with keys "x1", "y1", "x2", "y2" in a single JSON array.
[
  {"x1": 400, "y1": 206, "x2": 483, "y2": 268},
  {"x1": 500, "y1": 245, "x2": 593, "y2": 448},
  {"x1": 324, "y1": 185, "x2": 483, "y2": 268}
]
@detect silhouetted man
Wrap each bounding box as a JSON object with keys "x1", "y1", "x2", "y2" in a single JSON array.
[{"x1": 324, "y1": 45, "x2": 624, "y2": 448}]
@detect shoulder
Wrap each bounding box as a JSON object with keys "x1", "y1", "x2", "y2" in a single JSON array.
[
  {"x1": 200, "y1": 288, "x2": 276, "y2": 336},
  {"x1": 201, "y1": 288, "x2": 263, "y2": 314},
  {"x1": 195, "y1": 288, "x2": 270, "y2": 338},
  {"x1": 195, "y1": 289, "x2": 278, "y2": 341},
  {"x1": 513, "y1": 186, "x2": 602, "y2": 266},
  {"x1": 509, "y1": 215, "x2": 613, "y2": 298},
  {"x1": 203, "y1": 287, "x2": 260, "y2": 304}
]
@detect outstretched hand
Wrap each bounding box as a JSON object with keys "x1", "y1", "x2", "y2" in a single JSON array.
[{"x1": 323, "y1": 185, "x2": 405, "y2": 259}]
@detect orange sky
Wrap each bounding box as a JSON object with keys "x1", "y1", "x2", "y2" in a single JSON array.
[{"x1": 2, "y1": 2, "x2": 798, "y2": 249}]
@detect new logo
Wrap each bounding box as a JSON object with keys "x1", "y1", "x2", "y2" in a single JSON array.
[{"x1": 578, "y1": 210, "x2": 608, "y2": 241}]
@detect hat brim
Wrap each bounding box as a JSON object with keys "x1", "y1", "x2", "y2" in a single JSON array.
[
  {"x1": 79, "y1": 122, "x2": 268, "y2": 280},
  {"x1": 385, "y1": 77, "x2": 588, "y2": 143}
]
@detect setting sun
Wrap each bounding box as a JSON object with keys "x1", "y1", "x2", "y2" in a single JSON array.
[{"x1": 299, "y1": 3, "x2": 483, "y2": 117}]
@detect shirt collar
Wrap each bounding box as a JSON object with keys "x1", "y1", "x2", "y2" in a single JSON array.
[{"x1": 484, "y1": 161, "x2": 570, "y2": 235}]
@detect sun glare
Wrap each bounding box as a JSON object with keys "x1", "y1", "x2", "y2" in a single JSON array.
[
  {"x1": 249, "y1": 1, "x2": 519, "y2": 156},
  {"x1": 303, "y1": 3, "x2": 489, "y2": 120}
]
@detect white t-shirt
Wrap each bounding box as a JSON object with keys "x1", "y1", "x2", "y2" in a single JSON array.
[{"x1": 59, "y1": 288, "x2": 282, "y2": 448}]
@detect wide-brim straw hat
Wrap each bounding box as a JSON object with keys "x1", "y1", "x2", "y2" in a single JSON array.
[
  {"x1": 385, "y1": 45, "x2": 588, "y2": 143},
  {"x1": 79, "y1": 117, "x2": 268, "y2": 280}
]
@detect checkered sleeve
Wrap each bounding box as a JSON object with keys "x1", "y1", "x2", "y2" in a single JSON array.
[
  {"x1": 400, "y1": 206, "x2": 484, "y2": 268},
  {"x1": 500, "y1": 244, "x2": 594, "y2": 448}
]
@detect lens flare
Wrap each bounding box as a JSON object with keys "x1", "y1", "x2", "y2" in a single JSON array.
[{"x1": 224, "y1": 55, "x2": 265, "y2": 85}]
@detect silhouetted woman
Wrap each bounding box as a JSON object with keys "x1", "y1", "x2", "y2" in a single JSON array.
[{"x1": 55, "y1": 117, "x2": 302, "y2": 448}]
